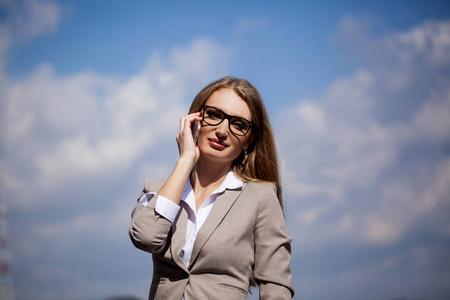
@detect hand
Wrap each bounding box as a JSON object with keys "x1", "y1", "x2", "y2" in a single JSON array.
[{"x1": 176, "y1": 112, "x2": 202, "y2": 166}]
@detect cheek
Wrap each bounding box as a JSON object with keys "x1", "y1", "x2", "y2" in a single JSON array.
[
  {"x1": 196, "y1": 128, "x2": 213, "y2": 149},
  {"x1": 197, "y1": 125, "x2": 208, "y2": 141},
  {"x1": 237, "y1": 135, "x2": 252, "y2": 149},
  {"x1": 230, "y1": 138, "x2": 247, "y2": 154}
]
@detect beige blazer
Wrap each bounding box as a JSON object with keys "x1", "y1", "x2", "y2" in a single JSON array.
[{"x1": 129, "y1": 179, "x2": 294, "y2": 300}]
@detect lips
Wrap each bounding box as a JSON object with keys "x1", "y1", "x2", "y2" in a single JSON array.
[{"x1": 208, "y1": 138, "x2": 228, "y2": 150}]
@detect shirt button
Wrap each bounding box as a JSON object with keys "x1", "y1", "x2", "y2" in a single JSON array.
[{"x1": 180, "y1": 250, "x2": 184, "y2": 257}]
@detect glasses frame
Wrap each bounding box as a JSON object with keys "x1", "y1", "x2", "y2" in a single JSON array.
[{"x1": 202, "y1": 105, "x2": 255, "y2": 136}]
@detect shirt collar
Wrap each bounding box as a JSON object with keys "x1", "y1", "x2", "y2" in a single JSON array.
[
  {"x1": 181, "y1": 169, "x2": 243, "y2": 201},
  {"x1": 215, "y1": 169, "x2": 243, "y2": 194}
]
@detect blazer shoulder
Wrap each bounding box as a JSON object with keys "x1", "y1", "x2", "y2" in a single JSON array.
[
  {"x1": 242, "y1": 181, "x2": 278, "y2": 206},
  {"x1": 143, "y1": 178, "x2": 166, "y2": 193},
  {"x1": 243, "y1": 181, "x2": 277, "y2": 195}
]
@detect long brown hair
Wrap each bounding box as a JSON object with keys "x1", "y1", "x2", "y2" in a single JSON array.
[{"x1": 189, "y1": 76, "x2": 283, "y2": 207}]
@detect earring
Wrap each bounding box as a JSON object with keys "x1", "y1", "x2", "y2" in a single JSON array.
[{"x1": 241, "y1": 150, "x2": 248, "y2": 167}]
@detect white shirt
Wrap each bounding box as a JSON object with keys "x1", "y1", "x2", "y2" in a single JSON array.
[{"x1": 139, "y1": 170, "x2": 243, "y2": 267}]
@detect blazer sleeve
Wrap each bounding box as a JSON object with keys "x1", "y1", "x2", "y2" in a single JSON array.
[
  {"x1": 254, "y1": 184, "x2": 295, "y2": 299},
  {"x1": 129, "y1": 179, "x2": 175, "y2": 254}
]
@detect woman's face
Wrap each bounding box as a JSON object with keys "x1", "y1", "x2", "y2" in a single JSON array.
[{"x1": 197, "y1": 88, "x2": 253, "y2": 165}]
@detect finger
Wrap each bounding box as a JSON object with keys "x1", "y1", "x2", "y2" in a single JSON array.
[
  {"x1": 179, "y1": 112, "x2": 202, "y2": 133},
  {"x1": 179, "y1": 117, "x2": 185, "y2": 133},
  {"x1": 184, "y1": 113, "x2": 202, "y2": 134},
  {"x1": 188, "y1": 112, "x2": 203, "y2": 131}
]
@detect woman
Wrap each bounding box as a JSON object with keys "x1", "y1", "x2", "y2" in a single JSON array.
[{"x1": 129, "y1": 77, "x2": 294, "y2": 299}]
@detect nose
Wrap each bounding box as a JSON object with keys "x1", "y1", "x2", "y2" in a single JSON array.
[{"x1": 215, "y1": 119, "x2": 229, "y2": 138}]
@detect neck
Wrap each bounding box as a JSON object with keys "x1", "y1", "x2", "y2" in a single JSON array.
[{"x1": 191, "y1": 156, "x2": 232, "y2": 191}]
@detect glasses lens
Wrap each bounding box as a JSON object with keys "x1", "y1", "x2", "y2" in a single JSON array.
[
  {"x1": 204, "y1": 107, "x2": 223, "y2": 125},
  {"x1": 230, "y1": 117, "x2": 250, "y2": 135}
]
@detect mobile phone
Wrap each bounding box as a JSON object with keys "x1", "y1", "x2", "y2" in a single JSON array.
[{"x1": 192, "y1": 121, "x2": 201, "y2": 144}]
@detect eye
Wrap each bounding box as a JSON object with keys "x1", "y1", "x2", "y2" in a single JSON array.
[
  {"x1": 231, "y1": 119, "x2": 249, "y2": 131},
  {"x1": 206, "y1": 108, "x2": 222, "y2": 120}
]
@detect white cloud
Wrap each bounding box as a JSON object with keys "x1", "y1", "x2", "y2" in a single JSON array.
[
  {"x1": 0, "y1": 0, "x2": 61, "y2": 72},
  {"x1": 1, "y1": 2, "x2": 229, "y2": 209},
  {"x1": 34, "y1": 200, "x2": 131, "y2": 243},
  {"x1": 279, "y1": 18, "x2": 450, "y2": 247},
  {"x1": 394, "y1": 20, "x2": 450, "y2": 66},
  {"x1": 1, "y1": 37, "x2": 229, "y2": 208},
  {"x1": 12, "y1": 0, "x2": 60, "y2": 40},
  {"x1": 232, "y1": 16, "x2": 267, "y2": 40}
]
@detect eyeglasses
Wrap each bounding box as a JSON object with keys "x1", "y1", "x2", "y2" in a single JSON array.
[{"x1": 202, "y1": 105, "x2": 254, "y2": 136}]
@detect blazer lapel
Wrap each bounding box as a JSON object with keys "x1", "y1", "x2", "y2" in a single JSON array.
[
  {"x1": 188, "y1": 187, "x2": 243, "y2": 269},
  {"x1": 170, "y1": 204, "x2": 189, "y2": 273}
]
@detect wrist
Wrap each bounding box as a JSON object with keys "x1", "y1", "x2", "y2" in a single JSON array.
[{"x1": 176, "y1": 156, "x2": 196, "y2": 172}]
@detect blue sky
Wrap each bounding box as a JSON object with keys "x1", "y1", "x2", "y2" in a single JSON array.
[{"x1": 1, "y1": 1, "x2": 450, "y2": 299}]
